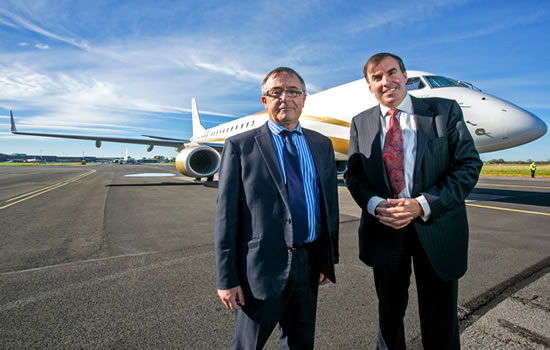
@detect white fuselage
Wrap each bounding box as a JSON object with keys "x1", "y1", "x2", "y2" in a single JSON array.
[{"x1": 191, "y1": 71, "x2": 547, "y2": 161}]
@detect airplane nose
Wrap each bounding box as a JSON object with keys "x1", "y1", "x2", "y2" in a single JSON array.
[
  {"x1": 525, "y1": 111, "x2": 547, "y2": 139},
  {"x1": 469, "y1": 95, "x2": 548, "y2": 153},
  {"x1": 511, "y1": 108, "x2": 546, "y2": 140},
  {"x1": 498, "y1": 105, "x2": 547, "y2": 150}
]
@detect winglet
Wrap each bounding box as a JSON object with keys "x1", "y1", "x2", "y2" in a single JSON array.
[
  {"x1": 10, "y1": 110, "x2": 17, "y2": 133},
  {"x1": 191, "y1": 98, "x2": 206, "y2": 137}
]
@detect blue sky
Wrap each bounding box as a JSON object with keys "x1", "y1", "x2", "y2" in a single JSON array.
[{"x1": 0, "y1": 0, "x2": 549, "y2": 161}]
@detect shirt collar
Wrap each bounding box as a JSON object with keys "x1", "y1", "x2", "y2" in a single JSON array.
[
  {"x1": 379, "y1": 93, "x2": 413, "y2": 117},
  {"x1": 267, "y1": 119, "x2": 303, "y2": 135}
]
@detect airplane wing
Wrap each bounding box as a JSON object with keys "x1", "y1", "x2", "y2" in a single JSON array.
[
  {"x1": 10, "y1": 111, "x2": 190, "y2": 150},
  {"x1": 141, "y1": 135, "x2": 188, "y2": 141},
  {"x1": 141, "y1": 133, "x2": 223, "y2": 151}
]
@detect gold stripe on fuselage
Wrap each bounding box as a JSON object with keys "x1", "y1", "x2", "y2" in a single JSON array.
[
  {"x1": 328, "y1": 137, "x2": 349, "y2": 155},
  {"x1": 300, "y1": 114, "x2": 351, "y2": 128},
  {"x1": 248, "y1": 111, "x2": 351, "y2": 128},
  {"x1": 195, "y1": 113, "x2": 350, "y2": 155},
  {"x1": 195, "y1": 135, "x2": 348, "y2": 156}
]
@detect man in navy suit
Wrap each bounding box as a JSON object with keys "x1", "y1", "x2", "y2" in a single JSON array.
[
  {"x1": 215, "y1": 67, "x2": 339, "y2": 350},
  {"x1": 345, "y1": 53, "x2": 482, "y2": 349}
]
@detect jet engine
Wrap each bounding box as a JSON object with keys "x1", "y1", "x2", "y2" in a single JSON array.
[{"x1": 175, "y1": 145, "x2": 221, "y2": 178}]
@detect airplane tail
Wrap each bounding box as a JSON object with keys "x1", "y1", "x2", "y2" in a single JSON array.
[{"x1": 192, "y1": 98, "x2": 206, "y2": 137}]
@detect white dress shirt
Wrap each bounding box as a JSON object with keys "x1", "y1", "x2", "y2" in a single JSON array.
[{"x1": 367, "y1": 94, "x2": 431, "y2": 221}]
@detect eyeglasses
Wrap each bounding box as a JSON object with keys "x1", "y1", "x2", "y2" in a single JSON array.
[{"x1": 264, "y1": 88, "x2": 305, "y2": 98}]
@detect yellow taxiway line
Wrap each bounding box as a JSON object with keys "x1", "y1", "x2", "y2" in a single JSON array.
[
  {"x1": 476, "y1": 182, "x2": 550, "y2": 190},
  {"x1": 466, "y1": 203, "x2": 550, "y2": 216},
  {"x1": 0, "y1": 170, "x2": 96, "y2": 211}
]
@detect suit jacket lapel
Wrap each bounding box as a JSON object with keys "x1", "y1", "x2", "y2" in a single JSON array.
[
  {"x1": 367, "y1": 105, "x2": 386, "y2": 174},
  {"x1": 303, "y1": 129, "x2": 323, "y2": 183},
  {"x1": 365, "y1": 106, "x2": 393, "y2": 194},
  {"x1": 303, "y1": 129, "x2": 328, "y2": 212},
  {"x1": 411, "y1": 96, "x2": 434, "y2": 196},
  {"x1": 255, "y1": 123, "x2": 291, "y2": 209}
]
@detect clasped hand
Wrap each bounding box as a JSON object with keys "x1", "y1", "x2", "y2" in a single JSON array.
[{"x1": 375, "y1": 198, "x2": 423, "y2": 230}]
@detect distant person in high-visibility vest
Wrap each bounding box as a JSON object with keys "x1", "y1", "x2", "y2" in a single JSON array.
[{"x1": 530, "y1": 162, "x2": 537, "y2": 178}]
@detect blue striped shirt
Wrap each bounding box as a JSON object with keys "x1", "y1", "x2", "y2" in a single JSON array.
[{"x1": 267, "y1": 120, "x2": 320, "y2": 243}]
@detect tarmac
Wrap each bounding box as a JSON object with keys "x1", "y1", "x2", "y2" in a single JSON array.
[
  {"x1": 0, "y1": 165, "x2": 548, "y2": 349},
  {"x1": 458, "y1": 175, "x2": 550, "y2": 350},
  {"x1": 460, "y1": 267, "x2": 550, "y2": 349},
  {"x1": 336, "y1": 174, "x2": 550, "y2": 349}
]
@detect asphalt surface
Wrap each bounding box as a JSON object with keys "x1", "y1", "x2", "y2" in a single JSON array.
[{"x1": 0, "y1": 164, "x2": 549, "y2": 349}]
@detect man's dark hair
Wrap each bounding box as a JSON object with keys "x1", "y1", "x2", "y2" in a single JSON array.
[
  {"x1": 363, "y1": 53, "x2": 406, "y2": 83},
  {"x1": 262, "y1": 67, "x2": 306, "y2": 95}
]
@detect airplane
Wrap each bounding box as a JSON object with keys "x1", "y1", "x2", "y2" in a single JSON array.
[
  {"x1": 9, "y1": 70, "x2": 547, "y2": 180},
  {"x1": 112, "y1": 149, "x2": 139, "y2": 164}
]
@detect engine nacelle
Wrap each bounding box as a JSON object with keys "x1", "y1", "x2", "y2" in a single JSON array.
[{"x1": 175, "y1": 145, "x2": 221, "y2": 178}]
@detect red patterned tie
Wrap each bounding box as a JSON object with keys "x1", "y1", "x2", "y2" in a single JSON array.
[{"x1": 383, "y1": 109, "x2": 405, "y2": 198}]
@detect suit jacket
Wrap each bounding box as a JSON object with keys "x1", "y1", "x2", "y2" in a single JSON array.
[
  {"x1": 345, "y1": 96, "x2": 482, "y2": 280},
  {"x1": 215, "y1": 122, "x2": 339, "y2": 300}
]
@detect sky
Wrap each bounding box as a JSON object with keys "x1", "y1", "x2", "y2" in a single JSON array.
[{"x1": 0, "y1": 0, "x2": 549, "y2": 161}]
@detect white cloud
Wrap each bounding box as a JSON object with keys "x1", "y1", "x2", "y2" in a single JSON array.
[
  {"x1": 35, "y1": 43, "x2": 49, "y2": 49},
  {"x1": 0, "y1": 7, "x2": 90, "y2": 51},
  {"x1": 0, "y1": 12, "x2": 16, "y2": 28},
  {"x1": 416, "y1": 11, "x2": 547, "y2": 47},
  {"x1": 344, "y1": 0, "x2": 469, "y2": 33},
  {"x1": 194, "y1": 62, "x2": 264, "y2": 83}
]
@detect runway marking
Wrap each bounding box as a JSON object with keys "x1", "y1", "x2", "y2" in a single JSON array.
[
  {"x1": 0, "y1": 251, "x2": 213, "y2": 313},
  {"x1": 124, "y1": 173, "x2": 176, "y2": 177},
  {"x1": 0, "y1": 170, "x2": 96, "y2": 211},
  {"x1": 0, "y1": 251, "x2": 163, "y2": 276},
  {"x1": 466, "y1": 203, "x2": 550, "y2": 216},
  {"x1": 477, "y1": 183, "x2": 550, "y2": 190}
]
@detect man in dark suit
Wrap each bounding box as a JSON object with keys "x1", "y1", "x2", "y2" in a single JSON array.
[
  {"x1": 345, "y1": 53, "x2": 482, "y2": 349},
  {"x1": 215, "y1": 67, "x2": 339, "y2": 350}
]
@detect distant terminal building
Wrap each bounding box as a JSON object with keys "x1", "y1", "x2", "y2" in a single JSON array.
[
  {"x1": 0, "y1": 153, "x2": 170, "y2": 164},
  {"x1": 0, "y1": 153, "x2": 118, "y2": 163}
]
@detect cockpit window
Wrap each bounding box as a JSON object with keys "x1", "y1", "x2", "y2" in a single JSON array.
[
  {"x1": 424, "y1": 76, "x2": 463, "y2": 88},
  {"x1": 406, "y1": 77, "x2": 425, "y2": 91},
  {"x1": 450, "y1": 79, "x2": 482, "y2": 91}
]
